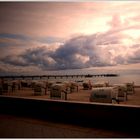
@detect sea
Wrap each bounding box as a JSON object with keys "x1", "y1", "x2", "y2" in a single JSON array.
[
  {"x1": 31, "y1": 68, "x2": 140, "y2": 85},
  {"x1": 1, "y1": 68, "x2": 140, "y2": 85}
]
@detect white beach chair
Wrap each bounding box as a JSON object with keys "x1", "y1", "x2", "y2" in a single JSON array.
[{"x1": 89, "y1": 87, "x2": 114, "y2": 103}]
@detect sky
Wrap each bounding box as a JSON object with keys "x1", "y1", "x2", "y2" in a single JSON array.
[{"x1": 0, "y1": 1, "x2": 140, "y2": 75}]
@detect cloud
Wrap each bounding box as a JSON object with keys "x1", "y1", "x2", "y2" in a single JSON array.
[
  {"x1": 0, "y1": 61, "x2": 44, "y2": 76},
  {"x1": 126, "y1": 47, "x2": 140, "y2": 64},
  {"x1": 0, "y1": 33, "x2": 31, "y2": 41},
  {"x1": 37, "y1": 36, "x2": 64, "y2": 44},
  {"x1": 108, "y1": 14, "x2": 122, "y2": 29},
  {"x1": 1, "y1": 26, "x2": 140, "y2": 72},
  {"x1": 2, "y1": 55, "x2": 28, "y2": 66},
  {"x1": 1, "y1": 9, "x2": 140, "y2": 74},
  {"x1": 21, "y1": 46, "x2": 57, "y2": 69}
]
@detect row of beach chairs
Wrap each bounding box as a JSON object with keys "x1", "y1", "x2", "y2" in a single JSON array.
[
  {"x1": 0, "y1": 79, "x2": 79, "y2": 101},
  {"x1": 0, "y1": 79, "x2": 135, "y2": 104}
]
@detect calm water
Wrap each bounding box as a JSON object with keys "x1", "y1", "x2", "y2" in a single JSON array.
[
  {"x1": 50, "y1": 74, "x2": 139, "y2": 85},
  {"x1": 38, "y1": 68, "x2": 140, "y2": 85},
  {"x1": 2, "y1": 68, "x2": 140, "y2": 85}
]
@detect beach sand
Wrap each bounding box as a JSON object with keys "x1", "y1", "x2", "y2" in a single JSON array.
[{"x1": 2, "y1": 85, "x2": 140, "y2": 106}]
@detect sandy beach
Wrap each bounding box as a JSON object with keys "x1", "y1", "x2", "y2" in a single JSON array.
[{"x1": 1, "y1": 83, "x2": 140, "y2": 106}]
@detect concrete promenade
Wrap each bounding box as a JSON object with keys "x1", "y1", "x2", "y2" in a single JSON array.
[{"x1": 0, "y1": 114, "x2": 137, "y2": 138}]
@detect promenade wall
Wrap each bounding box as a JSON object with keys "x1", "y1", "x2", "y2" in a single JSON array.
[{"x1": 0, "y1": 96, "x2": 140, "y2": 135}]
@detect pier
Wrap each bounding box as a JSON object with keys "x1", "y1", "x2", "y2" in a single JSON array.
[{"x1": 0, "y1": 74, "x2": 118, "y2": 80}]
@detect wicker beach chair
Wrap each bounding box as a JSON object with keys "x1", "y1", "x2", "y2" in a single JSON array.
[
  {"x1": 34, "y1": 85, "x2": 42, "y2": 96},
  {"x1": 125, "y1": 82, "x2": 135, "y2": 95},
  {"x1": 2, "y1": 83, "x2": 9, "y2": 94},
  {"x1": 50, "y1": 84, "x2": 67, "y2": 100},
  {"x1": 70, "y1": 82, "x2": 79, "y2": 93},
  {"x1": 83, "y1": 81, "x2": 92, "y2": 90},
  {"x1": 115, "y1": 86, "x2": 127, "y2": 101}
]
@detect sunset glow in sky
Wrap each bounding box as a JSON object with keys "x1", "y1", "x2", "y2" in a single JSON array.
[{"x1": 0, "y1": 2, "x2": 140, "y2": 75}]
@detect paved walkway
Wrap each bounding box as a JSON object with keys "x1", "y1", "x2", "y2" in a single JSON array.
[{"x1": 0, "y1": 114, "x2": 137, "y2": 138}]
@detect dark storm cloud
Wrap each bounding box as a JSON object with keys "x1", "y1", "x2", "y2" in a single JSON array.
[
  {"x1": 1, "y1": 31, "x2": 139, "y2": 71},
  {"x1": 0, "y1": 34, "x2": 107, "y2": 70},
  {"x1": 2, "y1": 55, "x2": 28, "y2": 66},
  {"x1": 51, "y1": 35, "x2": 94, "y2": 69},
  {"x1": 52, "y1": 34, "x2": 116, "y2": 70},
  {"x1": 21, "y1": 47, "x2": 55, "y2": 69},
  {"x1": 1, "y1": 34, "x2": 115, "y2": 70}
]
